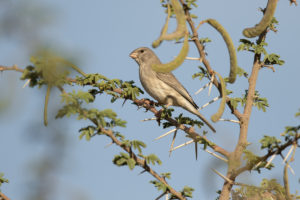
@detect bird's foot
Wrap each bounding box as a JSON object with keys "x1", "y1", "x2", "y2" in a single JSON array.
[{"x1": 155, "y1": 109, "x2": 163, "y2": 126}]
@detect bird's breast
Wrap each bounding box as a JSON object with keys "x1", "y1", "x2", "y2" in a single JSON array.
[{"x1": 139, "y1": 66, "x2": 170, "y2": 104}]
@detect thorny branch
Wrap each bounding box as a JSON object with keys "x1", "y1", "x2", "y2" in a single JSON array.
[
  {"x1": 236, "y1": 134, "x2": 300, "y2": 175},
  {"x1": 0, "y1": 192, "x2": 10, "y2": 200},
  {"x1": 0, "y1": 65, "x2": 230, "y2": 158},
  {"x1": 0, "y1": 63, "x2": 231, "y2": 200},
  {"x1": 74, "y1": 101, "x2": 187, "y2": 200},
  {"x1": 179, "y1": 0, "x2": 243, "y2": 122},
  {"x1": 283, "y1": 143, "x2": 296, "y2": 200},
  {"x1": 100, "y1": 127, "x2": 186, "y2": 200},
  {"x1": 2, "y1": 2, "x2": 298, "y2": 198},
  {"x1": 177, "y1": 1, "x2": 297, "y2": 200}
]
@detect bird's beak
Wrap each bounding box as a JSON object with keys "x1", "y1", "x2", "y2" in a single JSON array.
[{"x1": 129, "y1": 52, "x2": 138, "y2": 59}]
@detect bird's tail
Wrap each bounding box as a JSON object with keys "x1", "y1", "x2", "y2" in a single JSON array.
[
  {"x1": 179, "y1": 102, "x2": 216, "y2": 132},
  {"x1": 195, "y1": 111, "x2": 216, "y2": 133}
]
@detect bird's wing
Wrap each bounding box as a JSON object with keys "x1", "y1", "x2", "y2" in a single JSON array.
[{"x1": 156, "y1": 72, "x2": 199, "y2": 109}]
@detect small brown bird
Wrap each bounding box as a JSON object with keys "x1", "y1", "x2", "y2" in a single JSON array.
[{"x1": 130, "y1": 47, "x2": 216, "y2": 133}]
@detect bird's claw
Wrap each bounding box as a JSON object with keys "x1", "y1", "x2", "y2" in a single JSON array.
[{"x1": 155, "y1": 109, "x2": 163, "y2": 126}]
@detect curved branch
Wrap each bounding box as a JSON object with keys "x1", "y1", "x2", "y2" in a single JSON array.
[{"x1": 178, "y1": 1, "x2": 243, "y2": 122}]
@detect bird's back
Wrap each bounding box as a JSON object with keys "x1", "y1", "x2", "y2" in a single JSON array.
[{"x1": 156, "y1": 72, "x2": 199, "y2": 109}]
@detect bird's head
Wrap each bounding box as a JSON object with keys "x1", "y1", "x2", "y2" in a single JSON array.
[{"x1": 129, "y1": 47, "x2": 159, "y2": 65}]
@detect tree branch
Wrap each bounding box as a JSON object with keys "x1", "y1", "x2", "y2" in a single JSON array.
[
  {"x1": 178, "y1": 1, "x2": 244, "y2": 199},
  {"x1": 0, "y1": 192, "x2": 10, "y2": 200},
  {"x1": 178, "y1": 0, "x2": 243, "y2": 122},
  {"x1": 74, "y1": 105, "x2": 187, "y2": 199},
  {"x1": 125, "y1": 97, "x2": 230, "y2": 158},
  {"x1": 0, "y1": 64, "x2": 230, "y2": 158},
  {"x1": 100, "y1": 127, "x2": 187, "y2": 200},
  {"x1": 219, "y1": 30, "x2": 268, "y2": 200},
  {"x1": 1, "y1": 63, "x2": 230, "y2": 198},
  {"x1": 0, "y1": 65, "x2": 24, "y2": 73},
  {"x1": 236, "y1": 134, "x2": 300, "y2": 175}
]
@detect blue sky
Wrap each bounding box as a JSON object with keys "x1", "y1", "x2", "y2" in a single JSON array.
[{"x1": 0, "y1": 0, "x2": 299, "y2": 199}]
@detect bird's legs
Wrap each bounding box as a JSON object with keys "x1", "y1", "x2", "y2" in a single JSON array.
[{"x1": 155, "y1": 98, "x2": 173, "y2": 125}]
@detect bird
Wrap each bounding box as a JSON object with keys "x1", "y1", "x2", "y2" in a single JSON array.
[{"x1": 129, "y1": 47, "x2": 216, "y2": 133}]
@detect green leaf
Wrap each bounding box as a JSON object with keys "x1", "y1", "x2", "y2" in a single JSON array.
[
  {"x1": 143, "y1": 154, "x2": 162, "y2": 166},
  {"x1": 0, "y1": 173, "x2": 9, "y2": 189},
  {"x1": 192, "y1": 66, "x2": 209, "y2": 81},
  {"x1": 113, "y1": 152, "x2": 137, "y2": 170},
  {"x1": 78, "y1": 126, "x2": 96, "y2": 141},
  {"x1": 234, "y1": 178, "x2": 285, "y2": 199},
  {"x1": 186, "y1": 0, "x2": 198, "y2": 9},
  {"x1": 149, "y1": 180, "x2": 168, "y2": 192},
  {"x1": 295, "y1": 109, "x2": 300, "y2": 118},
  {"x1": 161, "y1": 172, "x2": 171, "y2": 180},
  {"x1": 127, "y1": 158, "x2": 136, "y2": 170},
  {"x1": 259, "y1": 135, "x2": 281, "y2": 150},
  {"x1": 236, "y1": 66, "x2": 248, "y2": 78},
  {"x1": 263, "y1": 53, "x2": 285, "y2": 66},
  {"x1": 30, "y1": 51, "x2": 73, "y2": 87},
  {"x1": 163, "y1": 114, "x2": 204, "y2": 129},
  {"x1": 199, "y1": 37, "x2": 211, "y2": 44},
  {"x1": 230, "y1": 90, "x2": 268, "y2": 112},
  {"x1": 181, "y1": 186, "x2": 194, "y2": 198},
  {"x1": 131, "y1": 140, "x2": 147, "y2": 154},
  {"x1": 20, "y1": 65, "x2": 44, "y2": 88}
]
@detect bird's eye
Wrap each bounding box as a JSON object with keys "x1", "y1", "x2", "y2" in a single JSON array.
[{"x1": 140, "y1": 49, "x2": 144, "y2": 53}]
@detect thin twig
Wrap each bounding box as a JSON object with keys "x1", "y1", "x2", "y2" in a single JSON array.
[
  {"x1": 196, "y1": 20, "x2": 207, "y2": 30},
  {"x1": 262, "y1": 64, "x2": 275, "y2": 72},
  {"x1": 280, "y1": 146, "x2": 296, "y2": 175},
  {"x1": 282, "y1": 145, "x2": 294, "y2": 164},
  {"x1": 279, "y1": 154, "x2": 295, "y2": 175},
  {"x1": 198, "y1": 96, "x2": 220, "y2": 110},
  {"x1": 141, "y1": 117, "x2": 157, "y2": 122},
  {"x1": 155, "y1": 128, "x2": 177, "y2": 141},
  {"x1": 195, "y1": 82, "x2": 210, "y2": 95},
  {"x1": 265, "y1": 152, "x2": 277, "y2": 168},
  {"x1": 208, "y1": 74, "x2": 214, "y2": 96},
  {"x1": 211, "y1": 168, "x2": 233, "y2": 184},
  {"x1": 252, "y1": 161, "x2": 263, "y2": 170},
  {"x1": 104, "y1": 142, "x2": 113, "y2": 148},
  {"x1": 138, "y1": 169, "x2": 147, "y2": 175},
  {"x1": 283, "y1": 143, "x2": 297, "y2": 200},
  {"x1": 218, "y1": 119, "x2": 240, "y2": 124},
  {"x1": 0, "y1": 64, "x2": 24, "y2": 73},
  {"x1": 22, "y1": 79, "x2": 31, "y2": 88},
  {"x1": 170, "y1": 139, "x2": 194, "y2": 152},
  {"x1": 185, "y1": 56, "x2": 202, "y2": 61},
  {"x1": 155, "y1": 192, "x2": 167, "y2": 200},
  {"x1": 205, "y1": 149, "x2": 228, "y2": 162},
  {"x1": 169, "y1": 130, "x2": 178, "y2": 157}
]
